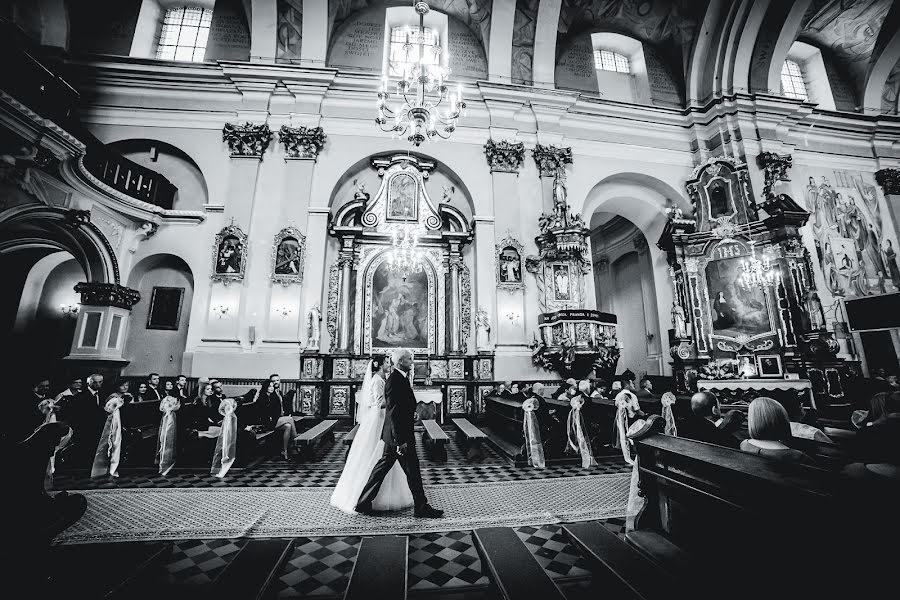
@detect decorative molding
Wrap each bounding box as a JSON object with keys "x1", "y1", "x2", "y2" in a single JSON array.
[
  {"x1": 448, "y1": 386, "x2": 466, "y2": 414},
  {"x1": 279, "y1": 125, "x2": 327, "y2": 160},
  {"x1": 301, "y1": 357, "x2": 323, "y2": 380},
  {"x1": 210, "y1": 224, "x2": 249, "y2": 284},
  {"x1": 532, "y1": 144, "x2": 572, "y2": 177},
  {"x1": 297, "y1": 385, "x2": 320, "y2": 415},
  {"x1": 271, "y1": 226, "x2": 306, "y2": 286},
  {"x1": 222, "y1": 122, "x2": 273, "y2": 157},
  {"x1": 483, "y1": 139, "x2": 525, "y2": 173},
  {"x1": 496, "y1": 233, "x2": 525, "y2": 291},
  {"x1": 74, "y1": 282, "x2": 140, "y2": 309},
  {"x1": 326, "y1": 262, "x2": 340, "y2": 352},
  {"x1": 460, "y1": 263, "x2": 472, "y2": 350},
  {"x1": 448, "y1": 358, "x2": 464, "y2": 379},
  {"x1": 756, "y1": 152, "x2": 792, "y2": 199},
  {"x1": 332, "y1": 358, "x2": 350, "y2": 379},
  {"x1": 329, "y1": 385, "x2": 350, "y2": 415},
  {"x1": 875, "y1": 168, "x2": 900, "y2": 195},
  {"x1": 128, "y1": 222, "x2": 158, "y2": 253}
]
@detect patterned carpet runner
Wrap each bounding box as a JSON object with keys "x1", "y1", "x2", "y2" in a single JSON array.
[{"x1": 53, "y1": 473, "x2": 629, "y2": 544}]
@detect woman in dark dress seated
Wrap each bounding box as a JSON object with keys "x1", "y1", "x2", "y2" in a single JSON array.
[
  {"x1": 740, "y1": 397, "x2": 815, "y2": 465},
  {"x1": 256, "y1": 380, "x2": 298, "y2": 461}
]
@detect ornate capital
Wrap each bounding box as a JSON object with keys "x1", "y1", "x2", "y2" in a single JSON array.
[
  {"x1": 532, "y1": 144, "x2": 572, "y2": 177},
  {"x1": 756, "y1": 152, "x2": 792, "y2": 199},
  {"x1": 483, "y1": 139, "x2": 525, "y2": 173},
  {"x1": 222, "y1": 122, "x2": 273, "y2": 158},
  {"x1": 74, "y1": 282, "x2": 140, "y2": 309},
  {"x1": 279, "y1": 125, "x2": 327, "y2": 160},
  {"x1": 875, "y1": 168, "x2": 900, "y2": 195}
]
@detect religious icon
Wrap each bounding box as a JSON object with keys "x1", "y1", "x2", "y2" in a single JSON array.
[
  {"x1": 756, "y1": 354, "x2": 783, "y2": 378},
  {"x1": 147, "y1": 287, "x2": 184, "y2": 330},
  {"x1": 705, "y1": 254, "x2": 770, "y2": 338},
  {"x1": 708, "y1": 180, "x2": 731, "y2": 218},
  {"x1": 211, "y1": 224, "x2": 248, "y2": 284},
  {"x1": 271, "y1": 227, "x2": 306, "y2": 285},
  {"x1": 553, "y1": 264, "x2": 571, "y2": 301},
  {"x1": 371, "y1": 261, "x2": 429, "y2": 350},
  {"x1": 496, "y1": 236, "x2": 525, "y2": 290},
  {"x1": 387, "y1": 173, "x2": 417, "y2": 221}
]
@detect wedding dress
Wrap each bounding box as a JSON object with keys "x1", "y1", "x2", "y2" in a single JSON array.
[{"x1": 330, "y1": 362, "x2": 414, "y2": 513}]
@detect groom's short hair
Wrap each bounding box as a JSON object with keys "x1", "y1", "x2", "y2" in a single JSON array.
[{"x1": 391, "y1": 348, "x2": 410, "y2": 365}]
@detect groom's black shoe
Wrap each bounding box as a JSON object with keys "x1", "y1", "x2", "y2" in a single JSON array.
[
  {"x1": 355, "y1": 503, "x2": 377, "y2": 516},
  {"x1": 414, "y1": 504, "x2": 444, "y2": 518}
]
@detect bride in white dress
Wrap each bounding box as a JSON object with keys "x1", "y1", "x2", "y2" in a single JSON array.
[{"x1": 330, "y1": 356, "x2": 414, "y2": 514}]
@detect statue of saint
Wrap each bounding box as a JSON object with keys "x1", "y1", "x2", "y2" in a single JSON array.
[
  {"x1": 476, "y1": 308, "x2": 492, "y2": 351},
  {"x1": 307, "y1": 304, "x2": 322, "y2": 349},
  {"x1": 552, "y1": 172, "x2": 567, "y2": 208},
  {"x1": 352, "y1": 178, "x2": 369, "y2": 203},
  {"x1": 671, "y1": 301, "x2": 688, "y2": 339}
]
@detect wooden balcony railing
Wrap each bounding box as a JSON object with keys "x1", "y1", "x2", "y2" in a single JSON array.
[{"x1": 82, "y1": 144, "x2": 177, "y2": 209}]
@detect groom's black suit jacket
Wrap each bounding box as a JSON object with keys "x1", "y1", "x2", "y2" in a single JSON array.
[{"x1": 382, "y1": 369, "x2": 416, "y2": 447}]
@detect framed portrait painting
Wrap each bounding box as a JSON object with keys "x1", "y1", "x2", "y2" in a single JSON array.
[
  {"x1": 147, "y1": 287, "x2": 184, "y2": 330},
  {"x1": 211, "y1": 224, "x2": 248, "y2": 284},
  {"x1": 387, "y1": 172, "x2": 418, "y2": 221},
  {"x1": 756, "y1": 354, "x2": 783, "y2": 378},
  {"x1": 496, "y1": 235, "x2": 525, "y2": 291},
  {"x1": 552, "y1": 264, "x2": 571, "y2": 301},
  {"x1": 271, "y1": 227, "x2": 306, "y2": 285}
]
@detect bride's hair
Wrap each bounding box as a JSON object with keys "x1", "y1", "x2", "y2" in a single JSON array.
[{"x1": 370, "y1": 355, "x2": 387, "y2": 373}]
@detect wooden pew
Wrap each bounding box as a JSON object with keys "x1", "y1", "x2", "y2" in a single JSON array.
[
  {"x1": 294, "y1": 419, "x2": 338, "y2": 461},
  {"x1": 422, "y1": 419, "x2": 448, "y2": 462},
  {"x1": 344, "y1": 424, "x2": 359, "y2": 459},
  {"x1": 119, "y1": 400, "x2": 162, "y2": 465},
  {"x1": 208, "y1": 539, "x2": 294, "y2": 600},
  {"x1": 562, "y1": 522, "x2": 681, "y2": 600},
  {"x1": 629, "y1": 425, "x2": 894, "y2": 600},
  {"x1": 472, "y1": 527, "x2": 565, "y2": 600},
  {"x1": 344, "y1": 536, "x2": 407, "y2": 600},
  {"x1": 452, "y1": 417, "x2": 487, "y2": 462}
]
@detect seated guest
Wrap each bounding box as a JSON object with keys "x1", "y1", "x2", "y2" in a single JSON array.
[
  {"x1": 509, "y1": 382, "x2": 520, "y2": 395},
  {"x1": 134, "y1": 382, "x2": 149, "y2": 403},
  {"x1": 635, "y1": 378, "x2": 656, "y2": 399},
  {"x1": 211, "y1": 379, "x2": 225, "y2": 401},
  {"x1": 740, "y1": 397, "x2": 816, "y2": 465},
  {"x1": 677, "y1": 391, "x2": 742, "y2": 449},
  {"x1": 115, "y1": 380, "x2": 134, "y2": 404},
  {"x1": 786, "y1": 403, "x2": 833, "y2": 443},
  {"x1": 851, "y1": 391, "x2": 900, "y2": 465},
  {"x1": 255, "y1": 374, "x2": 297, "y2": 461},
  {"x1": 5, "y1": 378, "x2": 50, "y2": 444},
  {"x1": 174, "y1": 375, "x2": 190, "y2": 401},
  {"x1": 554, "y1": 378, "x2": 577, "y2": 401},
  {"x1": 500, "y1": 381, "x2": 513, "y2": 398},
  {"x1": 162, "y1": 379, "x2": 176, "y2": 398},
  {"x1": 635, "y1": 377, "x2": 661, "y2": 416},
  {"x1": 146, "y1": 373, "x2": 163, "y2": 401},
  {"x1": 590, "y1": 383, "x2": 609, "y2": 400},
  {"x1": 54, "y1": 377, "x2": 83, "y2": 405},
  {"x1": 852, "y1": 392, "x2": 888, "y2": 430}
]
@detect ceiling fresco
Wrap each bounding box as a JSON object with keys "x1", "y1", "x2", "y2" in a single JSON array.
[
  {"x1": 799, "y1": 0, "x2": 893, "y2": 96},
  {"x1": 328, "y1": 0, "x2": 492, "y2": 49}
]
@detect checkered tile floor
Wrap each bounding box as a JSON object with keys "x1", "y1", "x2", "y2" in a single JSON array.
[
  {"x1": 150, "y1": 539, "x2": 247, "y2": 587},
  {"x1": 53, "y1": 430, "x2": 630, "y2": 491}
]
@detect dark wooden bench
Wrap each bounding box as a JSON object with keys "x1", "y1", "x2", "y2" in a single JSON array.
[
  {"x1": 119, "y1": 400, "x2": 162, "y2": 465},
  {"x1": 422, "y1": 419, "x2": 448, "y2": 462},
  {"x1": 344, "y1": 536, "x2": 407, "y2": 600},
  {"x1": 208, "y1": 539, "x2": 294, "y2": 600},
  {"x1": 294, "y1": 419, "x2": 338, "y2": 460},
  {"x1": 452, "y1": 417, "x2": 487, "y2": 462},
  {"x1": 344, "y1": 424, "x2": 360, "y2": 459},
  {"x1": 472, "y1": 527, "x2": 565, "y2": 600},
  {"x1": 562, "y1": 522, "x2": 679, "y2": 600},
  {"x1": 628, "y1": 424, "x2": 897, "y2": 600}
]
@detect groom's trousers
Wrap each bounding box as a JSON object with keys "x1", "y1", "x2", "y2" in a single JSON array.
[{"x1": 356, "y1": 443, "x2": 427, "y2": 509}]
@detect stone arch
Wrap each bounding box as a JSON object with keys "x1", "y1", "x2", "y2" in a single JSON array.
[
  {"x1": 107, "y1": 138, "x2": 210, "y2": 210},
  {"x1": 0, "y1": 204, "x2": 120, "y2": 284}
]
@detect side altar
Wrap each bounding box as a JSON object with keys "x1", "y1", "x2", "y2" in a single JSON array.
[{"x1": 658, "y1": 153, "x2": 854, "y2": 413}]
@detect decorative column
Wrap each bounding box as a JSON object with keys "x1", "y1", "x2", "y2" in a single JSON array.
[
  {"x1": 221, "y1": 122, "x2": 273, "y2": 225},
  {"x1": 449, "y1": 246, "x2": 463, "y2": 353},
  {"x1": 63, "y1": 282, "x2": 141, "y2": 379},
  {"x1": 876, "y1": 168, "x2": 900, "y2": 242},
  {"x1": 532, "y1": 144, "x2": 572, "y2": 214},
  {"x1": 336, "y1": 240, "x2": 355, "y2": 353}
]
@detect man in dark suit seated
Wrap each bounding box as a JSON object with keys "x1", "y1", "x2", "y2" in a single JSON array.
[
  {"x1": 676, "y1": 391, "x2": 742, "y2": 449},
  {"x1": 635, "y1": 377, "x2": 661, "y2": 415},
  {"x1": 146, "y1": 373, "x2": 163, "y2": 401}
]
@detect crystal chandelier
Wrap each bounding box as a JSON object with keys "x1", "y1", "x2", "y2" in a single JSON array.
[
  {"x1": 739, "y1": 243, "x2": 776, "y2": 289},
  {"x1": 376, "y1": 1, "x2": 465, "y2": 146},
  {"x1": 388, "y1": 223, "x2": 423, "y2": 281}
]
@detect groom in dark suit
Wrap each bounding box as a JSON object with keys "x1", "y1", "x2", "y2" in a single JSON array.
[{"x1": 355, "y1": 349, "x2": 444, "y2": 518}]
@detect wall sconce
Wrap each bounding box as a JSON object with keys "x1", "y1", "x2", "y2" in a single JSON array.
[
  {"x1": 505, "y1": 312, "x2": 520, "y2": 324},
  {"x1": 274, "y1": 305, "x2": 293, "y2": 318},
  {"x1": 60, "y1": 302, "x2": 80, "y2": 317},
  {"x1": 212, "y1": 304, "x2": 230, "y2": 319},
  {"x1": 646, "y1": 332, "x2": 655, "y2": 343}
]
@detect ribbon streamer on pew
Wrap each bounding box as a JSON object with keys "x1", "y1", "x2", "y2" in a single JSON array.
[
  {"x1": 567, "y1": 396, "x2": 596, "y2": 469},
  {"x1": 613, "y1": 390, "x2": 641, "y2": 465},
  {"x1": 38, "y1": 398, "x2": 72, "y2": 487},
  {"x1": 211, "y1": 398, "x2": 237, "y2": 478},
  {"x1": 522, "y1": 398, "x2": 545, "y2": 469},
  {"x1": 661, "y1": 391, "x2": 677, "y2": 437},
  {"x1": 156, "y1": 396, "x2": 181, "y2": 476},
  {"x1": 91, "y1": 395, "x2": 124, "y2": 478}
]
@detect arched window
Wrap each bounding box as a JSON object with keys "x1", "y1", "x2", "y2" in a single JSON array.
[
  {"x1": 593, "y1": 49, "x2": 630, "y2": 74},
  {"x1": 389, "y1": 26, "x2": 441, "y2": 78},
  {"x1": 156, "y1": 7, "x2": 213, "y2": 62},
  {"x1": 781, "y1": 60, "x2": 808, "y2": 101}
]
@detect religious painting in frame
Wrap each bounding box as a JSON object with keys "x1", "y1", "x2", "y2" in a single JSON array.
[
  {"x1": 271, "y1": 227, "x2": 306, "y2": 285},
  {"x1": 704, "y1": 243, "x2": 776, "y2": 348},
  {"x1": 386, "y1": 172, "x2": 418, "y2": 221},
  {"x1": 366, "y1": 254, "x2": 435, "y2": 353},
  {"x1": 756, "y1": 354, "x2": 783, "y2": 378},
  {"x1": 496, "y1": 235, "x2": 525, "y2": 290},
  {"x1": 211, "y1": 224, "x2": 248, "y2": 284},
  {"x1": 146, "y1": 286, "x2": 184, "y2": 330}
]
